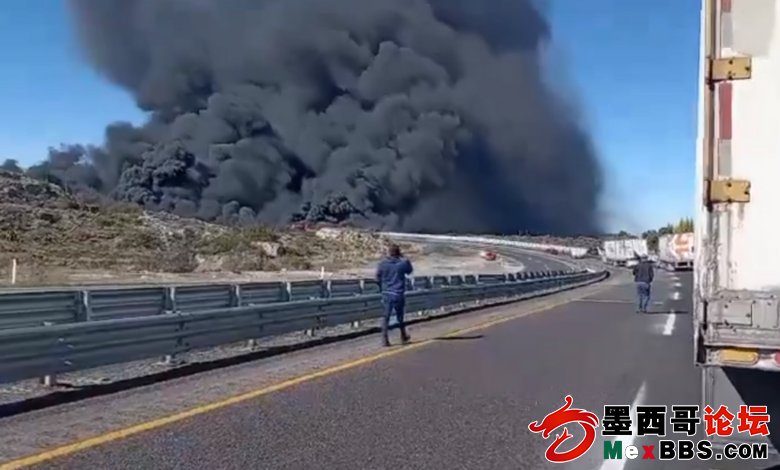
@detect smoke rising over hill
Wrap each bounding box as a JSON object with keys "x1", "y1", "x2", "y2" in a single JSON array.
[{"x1": 19, "y1": 0, "x2": 605, "y2": 235}]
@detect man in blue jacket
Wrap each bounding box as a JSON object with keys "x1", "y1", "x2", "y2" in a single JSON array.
[
  {"x1": 376, "y1": 243, "x2": 414, "y2": 347},
  {"x1": 632, "y1": 254, "x2": 655, "y2": 313}
]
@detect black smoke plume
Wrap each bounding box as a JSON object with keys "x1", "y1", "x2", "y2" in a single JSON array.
[{"x1": 25, "y1": 0, "x2": 605, "y2": 234}]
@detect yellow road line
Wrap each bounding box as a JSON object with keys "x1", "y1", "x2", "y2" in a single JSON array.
[{"x1": 0, "y1": 283, "x2": 612, "y2": 470}]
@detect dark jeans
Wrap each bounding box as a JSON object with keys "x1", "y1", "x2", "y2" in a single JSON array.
[
  {"x1": 636, "y1": 282, "x2": 651, "y2": 312},
  {"x1": 381, "y1": 293, "x2": 408, "y2": 344}
]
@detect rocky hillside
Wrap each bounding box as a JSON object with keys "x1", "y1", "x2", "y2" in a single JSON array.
[{"x1": 0, "y1": 171, "x2": 396, "y2": 286}]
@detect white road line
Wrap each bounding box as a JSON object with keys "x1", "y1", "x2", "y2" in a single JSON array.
[
  {"x1": 671, "y1": 291, "x2": 681, "y2": 300},
  {"x1": 662, "y1": 313, "x2": 676, "y2": 335},
  {"x1": 673, "y1": 282, "x2": 682, "y2": 288},
  {"x1": 599, "y1": 382, "x2": 647, "y2": 470}
]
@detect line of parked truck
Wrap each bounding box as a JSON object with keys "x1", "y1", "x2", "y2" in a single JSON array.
[{"x1": 598, "y1": 232, "x2": 694, "y2": 271}]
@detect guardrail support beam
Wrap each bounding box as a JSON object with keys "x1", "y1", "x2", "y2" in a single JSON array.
[{"x1": 38, "y1": 321, "x2": 58, "y2": 386}]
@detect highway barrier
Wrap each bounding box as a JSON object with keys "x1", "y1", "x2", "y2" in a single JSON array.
[
  {"x1": 0, "y1": 269, "x2": 607, "y2": 385},
  {"x1": 381, "y1": 232, "x2": 590, "y2": 258},
  {"x1": 1, "y1": 270, "x2": 564, "y2": 330}
]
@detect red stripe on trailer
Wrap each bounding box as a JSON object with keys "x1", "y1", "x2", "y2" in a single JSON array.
[
  {"x1": 718, "y1": 0, "x2": 733, "y2": 159},
  {"x1": 718, "y1": 83, "x2": 733, "y2": 139}
]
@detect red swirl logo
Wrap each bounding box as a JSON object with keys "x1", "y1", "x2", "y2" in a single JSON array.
[{"x1": 528, "y1": 395, "x2": 600, "y2": 463}]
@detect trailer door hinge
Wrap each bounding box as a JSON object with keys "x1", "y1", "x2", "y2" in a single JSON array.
[
  {"x1": 708, "y1": 57, "x2": 752, "y2": 82},
  {"x1": 706, "y1": 179, "x2": 751, "y2": 204}
]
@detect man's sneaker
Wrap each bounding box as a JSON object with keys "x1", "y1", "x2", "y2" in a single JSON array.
[{"x1": 401, "y1": 334, "x2": 411, "y2": 345}]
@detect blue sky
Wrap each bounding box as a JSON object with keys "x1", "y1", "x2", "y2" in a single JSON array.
[
  {"x1": 0, "y1": 0, "x2": 701, "y2": 233},
  {"x1": 548, "y1": 0, "x2": 701, "y2": 232}
]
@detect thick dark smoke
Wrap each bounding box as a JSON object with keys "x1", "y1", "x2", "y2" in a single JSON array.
[{"x1": 25, "y1": 0, "x2": 605, "y2": 234}]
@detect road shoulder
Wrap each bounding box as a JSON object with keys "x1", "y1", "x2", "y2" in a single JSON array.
[{"x1": 0, "y1": 276, "x2": 624, "y2": 465}]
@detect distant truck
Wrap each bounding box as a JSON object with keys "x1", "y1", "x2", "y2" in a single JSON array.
[
  {"x1": 657, "y1": 232, "x2": 694, "y2": 271},
  {"x1": 694, "y1": 0, "x2": 780, "y2": 466},
  {"x1": 601, "y1": 239, "x2": 649, "y2": 267}
]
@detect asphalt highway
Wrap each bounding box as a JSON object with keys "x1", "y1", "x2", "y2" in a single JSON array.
[
  {"x1": 438, "y1": 240, "x2": 575, "y2": 272},
  {"x1": 512, "y1": 250, "x2": 572, "y2": 272},
  {"x1": 5, "y1": 270, "x2": 709, "y2": 470}
]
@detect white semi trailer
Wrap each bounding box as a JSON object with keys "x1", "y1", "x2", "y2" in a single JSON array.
[
  {"x1": 602, "y1": 238, "x2": 648, "y2": 267},
  {"x1": 658, "y1": 232, "x2": 694, "y2": 271},
  {"x1": 695, "y1": 0, "x2": 780, "y2": 466}
]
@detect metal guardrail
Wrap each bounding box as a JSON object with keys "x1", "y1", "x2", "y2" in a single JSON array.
[
  {"x1": 0, "y1": 270, "x2": 573, "y2": 330},
  {"x1": 0, "y1": 270, "x2": 607, "y2": 385},
  {"x1": 381, "y1": 232, "x2": 590, "y2": 258}
]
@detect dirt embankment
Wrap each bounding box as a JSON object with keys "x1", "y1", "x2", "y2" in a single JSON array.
[
  {"x1": 0, "y1": 171, "x2": 410, "y2": 286},
  {"x1": 0, "y1": 171, "x2": 520, "y2": 287}
]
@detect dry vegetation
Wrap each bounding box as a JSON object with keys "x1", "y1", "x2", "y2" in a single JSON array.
[{"x1": 0, "y1": 171, "x2": 403, "y2": 286}]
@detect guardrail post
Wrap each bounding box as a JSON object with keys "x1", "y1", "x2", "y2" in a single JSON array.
[
  {"x1": 302, "y1": 280, "x2": 325, "y2": 337},
  {"x1": 163, "y1": 314, "x2": 186, "y2": 365},
  {"x1": 234, "y1": 284, "x2": 243, "y2": 307},
  {"x1": 234, "y1": 284, "x2": 258, "y2": 348},
  {"x1": 167, "y1": 286, "x2": 177, "y2": 313},
  {"x1": 161, "y1": 286, "x2": 182, "y2": 365},
  {"x1": 77, "y1": 291, "x2": 90, "y2": 322},
  {"x1": 230, "y1": 284, "x2": 240, "y2": 307},
  {"x1": 417, "y1": 277, "x2": 433, "y2": 316},
  {"x1": 284, "y1": 282, "x2": 292, "y2": 302},
  {"x1": 351, "y1": 280, "x2": 366, "y2": 328},
  {"x1": 475, "y1": 274, "x2": 488, "y2": 305},
  {"x1": 162, "y1": 352, "x2": 181, "y2": 366},
  {"x1": 39, "y1": 321, "x2": 58, "y2": 387}
]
